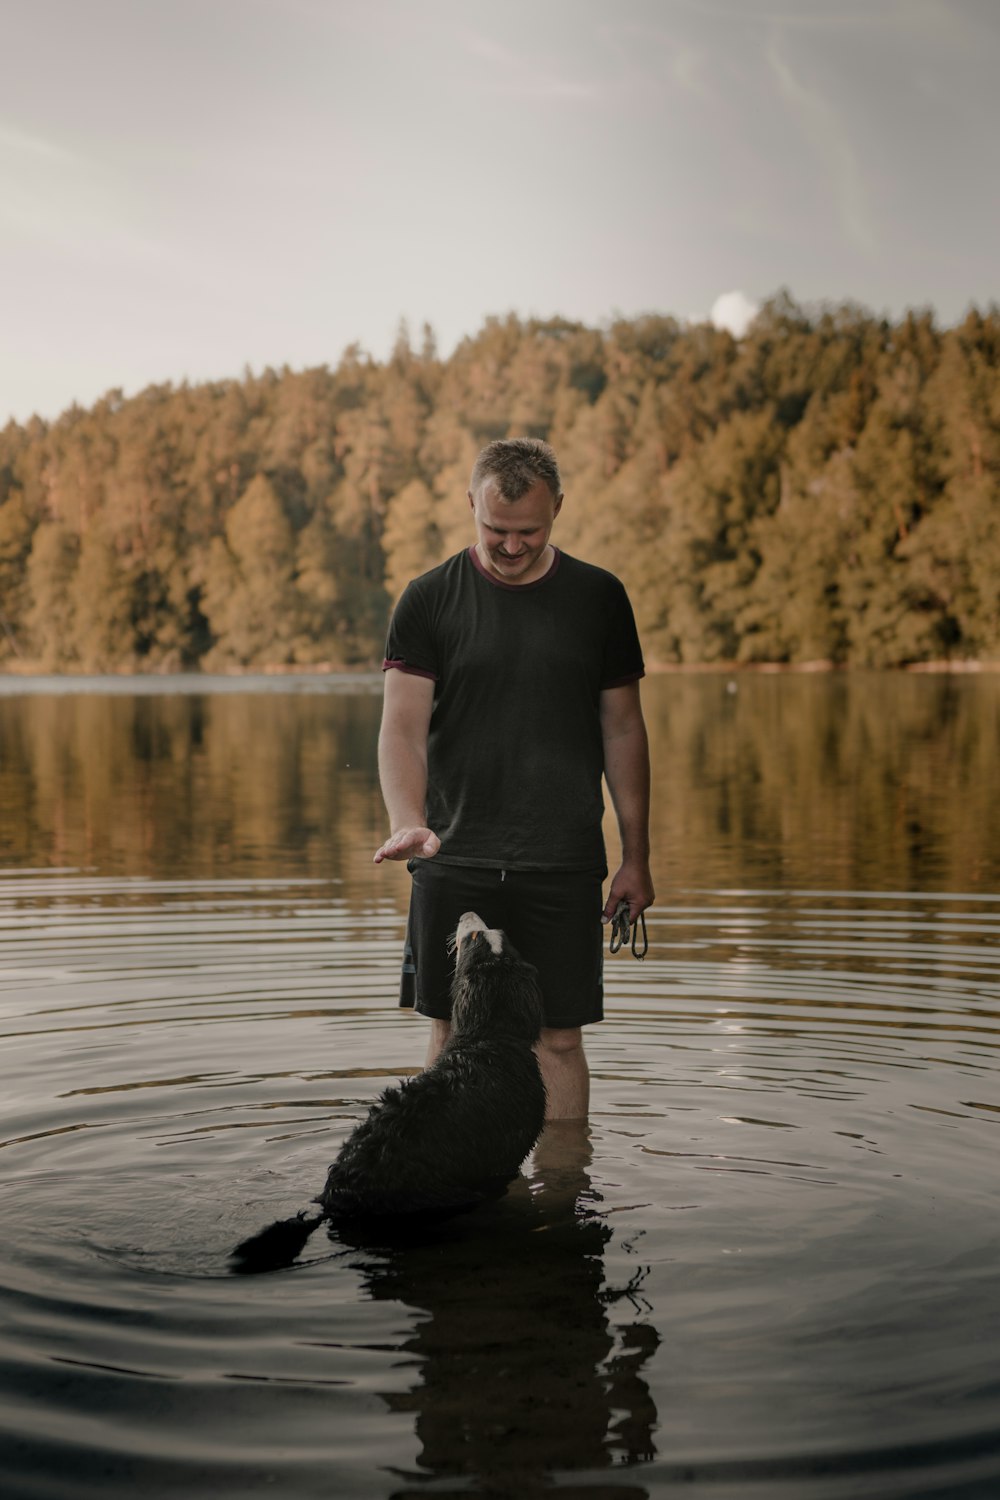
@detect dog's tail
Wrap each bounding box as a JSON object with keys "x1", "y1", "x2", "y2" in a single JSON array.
[{"x1": 229, "y1": 1208, "x2": 327, "y2": 1274}]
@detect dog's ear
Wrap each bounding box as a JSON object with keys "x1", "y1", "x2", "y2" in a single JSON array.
[
  {"x1": 505, "y1": 968, "x2": 544, "y2": 1042},
  {"x1": 450, "y1": 965, "x2": 495, "y2": 1034},
  {"x1": 451, "y1": 957, "x2": 534, "y2": 1038}
]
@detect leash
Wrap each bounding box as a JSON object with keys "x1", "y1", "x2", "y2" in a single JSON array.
[{"x1": 609, "y1": 899, "x2": 648, "y2": 960}]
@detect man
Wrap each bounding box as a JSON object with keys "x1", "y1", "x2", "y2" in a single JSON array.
[{"x1": 373, "y1": 438, "x2": 654, "y2": 1120}]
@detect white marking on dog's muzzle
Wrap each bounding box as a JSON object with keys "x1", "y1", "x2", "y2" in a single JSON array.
[{"x1": 455, "y1": 911, "x2": 504, "y2": 955}]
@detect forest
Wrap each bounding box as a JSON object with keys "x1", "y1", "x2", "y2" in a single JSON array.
[{"x1": 0, "y1": 294, "x2": 997, "y2": 673}]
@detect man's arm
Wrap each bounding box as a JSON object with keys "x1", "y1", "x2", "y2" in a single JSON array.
[
  {"x1": 600, "y1": 680, "x2": 655, "y2": 921},
  {"x1": 373, "y1": 669, "x2": 441, "y2": 863}
]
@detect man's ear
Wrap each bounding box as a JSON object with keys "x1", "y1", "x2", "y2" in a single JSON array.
[{"x1": 553, "y1": 493, "x2": 564, "y2": 518}]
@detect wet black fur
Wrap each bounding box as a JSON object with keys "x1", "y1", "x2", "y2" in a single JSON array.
[{"x1": 231, "y1": 928, "x2": 546, "y2": 1271}]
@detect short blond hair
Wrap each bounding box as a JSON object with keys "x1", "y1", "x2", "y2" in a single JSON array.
[{"x1": 469, "y1": 438, "x2": 562, "y2": 501}]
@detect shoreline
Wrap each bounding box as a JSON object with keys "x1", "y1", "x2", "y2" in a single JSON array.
[
  {"x1": 0, "y1": 669, "x2": 385, "y2": 696},
  {"x1": 644, "y1": 658, "x2": 996, "y2": 675},
  {"x1": 0, "y1": 658, "x2": 997, "y2": 693}
]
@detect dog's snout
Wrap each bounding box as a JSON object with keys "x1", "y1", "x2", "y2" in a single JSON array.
[
  {"x1": 455, "y1": 910, "x2": 505, "y2": 958},
  {"x1": 455, "y1": 911, "x2": 488, "y2": 952}
]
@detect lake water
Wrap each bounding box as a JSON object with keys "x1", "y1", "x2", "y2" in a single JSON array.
[{"x1": 1, "y1": 672, "x2": 998, "y2": 1499}]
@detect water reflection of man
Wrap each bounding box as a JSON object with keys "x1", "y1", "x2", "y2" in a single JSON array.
[
  {"x1": 350, "y1": 1122, "x2": 659, "y2": 1492},
  {"x1": 373, "y1": 438, "x2": 654, "y2": 1119}
]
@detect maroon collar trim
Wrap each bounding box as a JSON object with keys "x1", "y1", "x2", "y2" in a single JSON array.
[{"x1": 467, "y1": 545, "x2": 561, "y2": 591}]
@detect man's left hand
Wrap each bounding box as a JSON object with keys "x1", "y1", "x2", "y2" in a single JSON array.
[{"x1": 602, "y1": 860, "x2": 655, "y2": 924}]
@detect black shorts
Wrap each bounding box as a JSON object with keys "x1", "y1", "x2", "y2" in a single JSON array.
[{"x1": 401, "y1": 860, "x2": 605, "y2": 1029}]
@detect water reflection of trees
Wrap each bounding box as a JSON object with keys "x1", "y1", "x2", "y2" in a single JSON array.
[
  {"x1": 646, "y1": 673, "x2": 1000, "y2": 893},
  {"x1": 0, "y1": 689, "x2": 383, "y2": 883},
  {"x1": 332, "y1": 1123, "x2": 658, "y2": 1496},
  {"x1": 1, "y1": 675, "x2": 999, "y2": 894}
]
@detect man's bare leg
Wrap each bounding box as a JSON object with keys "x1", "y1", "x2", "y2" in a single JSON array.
[
  {"x1": 528, "y1": 1118, "x2": 593, "y2": 1211},
  {"x1": 537, "y1": 1026, "x2": 589, "y2": 1121},
  {"x1": 425, "y1": 1017, "x2": 451, "y2": 1068}
]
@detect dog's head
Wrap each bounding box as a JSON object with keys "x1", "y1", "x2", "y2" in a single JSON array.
[{"x1": 450, "y1": 911, "x2": 544, "y2": 1043}]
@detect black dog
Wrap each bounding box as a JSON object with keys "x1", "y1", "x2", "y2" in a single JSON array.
[{"x1": 231, "y1": 912, "x2": 546, "y2": 1271}]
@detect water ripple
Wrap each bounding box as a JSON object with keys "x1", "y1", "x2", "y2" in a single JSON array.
[{"x1": 1, "y1": 874, "x2": 999, "y2": 1497}]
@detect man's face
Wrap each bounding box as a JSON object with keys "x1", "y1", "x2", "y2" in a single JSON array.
[{"x1": 468, "y1": 478, "x2": 563, "y2": 585}]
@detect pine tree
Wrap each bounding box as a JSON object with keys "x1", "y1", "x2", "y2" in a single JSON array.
[{"x1": 25, "y1": 523, "x2": 80, "y2": 668}]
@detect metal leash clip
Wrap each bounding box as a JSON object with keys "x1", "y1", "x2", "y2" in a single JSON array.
[{"x1": 609, "y1": 899, "x2": 648, "y2": 960}]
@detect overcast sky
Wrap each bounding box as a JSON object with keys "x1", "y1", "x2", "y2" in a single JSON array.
[{"x1": 2, "y1": 0, "x2": 997, "y2": 426}]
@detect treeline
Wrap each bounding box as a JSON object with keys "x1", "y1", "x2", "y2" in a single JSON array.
[{"x1": 1, "y1": 294, "x2": 998, "y2": 672}]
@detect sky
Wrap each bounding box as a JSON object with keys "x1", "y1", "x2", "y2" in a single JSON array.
[{"x1": 2, "y1": 0, "x2": 998, "y2": 427}]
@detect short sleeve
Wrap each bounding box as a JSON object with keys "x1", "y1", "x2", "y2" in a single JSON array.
[
  {"x1": 383, "y1": 580, "x2": 439, "y2": 680},
  {"x1": 600, "y1": 580, "x2": 645, "y2": 689}
]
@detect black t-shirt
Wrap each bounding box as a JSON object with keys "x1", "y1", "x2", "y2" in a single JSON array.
[{"x1": 384, "y1": 546, "x2": 644, "y2": 872}]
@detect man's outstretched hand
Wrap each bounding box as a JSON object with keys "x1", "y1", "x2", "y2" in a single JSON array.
[{"x1": 373, "y1": 827, "x2": 441, "y2": 864}]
